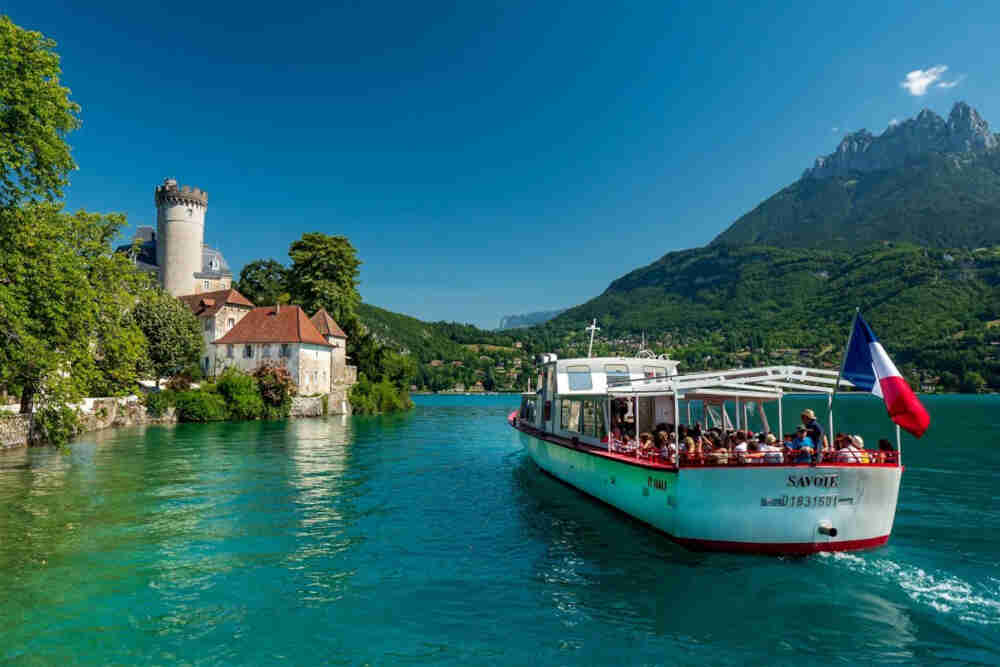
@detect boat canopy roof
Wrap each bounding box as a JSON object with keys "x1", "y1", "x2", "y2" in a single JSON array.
[
  {"x1": 539, "y1": 356, "x2": 681, "y2": 396},
  {"x1": 605, "y1": 365, "x2": 854, "y2": 400}
]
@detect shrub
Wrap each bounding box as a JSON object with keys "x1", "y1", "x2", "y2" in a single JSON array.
[
  {"x1": 144, "y1": 390, "x2": 175, "y2": 418},
  {"x1": 252, "y1": 365, "x2": 295, "y2": 418},
  {"x1": 215, "y1": 368, "x2": 264, "y2": 420},
  {"x1": 173, "y1": 390, "x2": 227, "y2": 422},
  {"x1": 33, "y1": 404, "x2": 80, "y2": 446},
  {"x1": 349, "y1": 374, "x2": 414, "y2": 415}
]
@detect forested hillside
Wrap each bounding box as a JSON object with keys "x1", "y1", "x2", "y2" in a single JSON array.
[{"x1": 537, "y1": 243, "x2": 1000, "y2": 391}]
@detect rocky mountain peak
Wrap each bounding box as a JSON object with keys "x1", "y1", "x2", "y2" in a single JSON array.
[{"x1": 804, "y1": 102, "x2": 998, "y2": 180}]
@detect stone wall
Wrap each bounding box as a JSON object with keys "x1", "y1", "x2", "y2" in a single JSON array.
[
  {"x1": 290, "y1": 388, "x2": 352, "y2": 418},
  {"x1": 0, "y1": 414, "x2": 31, "y2": 450},
  {"x1": 0, "y1": 396, "x2": 177, "y2": 451},
  {"x1": 76, "y1": 396, "x2": 177, "y2": 433}
]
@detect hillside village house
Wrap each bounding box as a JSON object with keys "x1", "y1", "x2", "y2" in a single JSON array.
[
  {"x1": 212, "y1": 305, "x2": 335, "y2": 394},
  {"x1": 179, "y1": 288, "x2": 256, "y2": 375}
]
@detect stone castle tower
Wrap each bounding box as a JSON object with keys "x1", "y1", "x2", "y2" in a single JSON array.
[{"x1": 155, "y1": 178, "x2": 208, "y2": 297}]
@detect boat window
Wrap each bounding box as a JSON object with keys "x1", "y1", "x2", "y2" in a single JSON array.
[
  {"x1": 560, "y1": 400, "x2": 584, "y2": 432},
  {"x1": 567, "y1": 365, "x2": 592, "y2": 391},
  {"x1": 643, "y1": 365, "x2": 666, "y2": 378},
  {"x1": 582, "y1": 400, "x2": 605, "y2": 438},
  {"x1": 546, "y1": 366, "x2": 556, "y2": 394},
  {"x1": 605, "y1": 364, "x2": 628, "y2": 387}
]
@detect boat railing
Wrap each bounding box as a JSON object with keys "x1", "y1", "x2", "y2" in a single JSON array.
[{"x1": 606, "y1": 442, "x2": 899, "y2": 467}]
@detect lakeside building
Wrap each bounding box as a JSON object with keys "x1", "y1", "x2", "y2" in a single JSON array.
[
  {"x1": 213, "y1": 305, "x2": 335, "y2": 394},
  {"x1": 309, "y1": 308, "x2": 350, "y2": 384},
  {"x1": 119, "y1": 178, "x2": 233, "y2": 296},
  {"x1": 120, "y1": 177, "x2": 356, "y2": 392},
  {"x1": 178, "y1": 289, "x2": 256, "y2": 375}
]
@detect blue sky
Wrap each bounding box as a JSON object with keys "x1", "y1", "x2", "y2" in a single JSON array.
[{"x1": 7, "y1": 1, "x2": 1000, "y2": 328}]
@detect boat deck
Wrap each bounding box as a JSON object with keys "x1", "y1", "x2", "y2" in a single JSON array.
[{"x1": 510, "y1": 415, "x2": 901, "y2": 471}]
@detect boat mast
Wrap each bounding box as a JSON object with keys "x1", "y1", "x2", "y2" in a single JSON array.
[
  {"x1": 829, "y1": 308, "x2": 860, "y2": 463},
  {"x1": 586, "y1": 319, "x2": 600, "y2": 358}
]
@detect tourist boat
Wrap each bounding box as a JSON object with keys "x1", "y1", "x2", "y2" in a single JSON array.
[{"x1": 508, "y1": 355, "x2": 903, "y2": 555}]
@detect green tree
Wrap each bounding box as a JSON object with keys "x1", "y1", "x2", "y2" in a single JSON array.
[
  {"x1": 132, "y1": 289, "x2": 204, "y2": 387},
  {"x1": 235, "y1": 258, "x2": 289, "y2": 306},
  {"x1": 287, "y1": 233, "x2": 362, "y2": 335},
  {"x1": 0, "y1": 15, "x2": 80, "y2": 207},
  {"x1": 0, "y1": 204, "x2": 149, "y2": 418},
  {"x1": 960, "y1": 371, "x2": 986, "y2": 394}
]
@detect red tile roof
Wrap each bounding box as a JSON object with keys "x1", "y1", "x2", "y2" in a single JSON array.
[
  {"x1": 178, "y1": 288, "x2": 255, "y2": 318},
  {"x1": 309, "y1": 308, "x2": 347, "y2": 338},
  {"x1": 213, "y1": 305, "x2": 332, "y2": 346}
]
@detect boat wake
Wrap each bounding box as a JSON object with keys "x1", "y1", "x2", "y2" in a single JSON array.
[{"x1": 819, "y1": 551, "x2": 1000, "y2": 626}]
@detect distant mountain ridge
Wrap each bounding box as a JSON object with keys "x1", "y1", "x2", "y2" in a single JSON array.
[
  {"x1": 714, "y1": 101, "x2": 1000, "y2": 249},
  {"x1": 498, "y1": 309, "x2": 565, "y2": 330},
  {"x1": 804, "y1": 102, "x2": 998, "y2": 180}
]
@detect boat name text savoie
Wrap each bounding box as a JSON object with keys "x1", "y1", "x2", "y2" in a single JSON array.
[{"x1": 787, "y1": 474, "x2": 840, "y2": 488}]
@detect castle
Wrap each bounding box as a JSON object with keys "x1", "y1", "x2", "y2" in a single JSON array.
[
  {"x1": 121, "y1": 178, "x2": 354, "y2": 394},
  {"x1": 125, "y1": 178, "x2": 232, "y2": 296}
]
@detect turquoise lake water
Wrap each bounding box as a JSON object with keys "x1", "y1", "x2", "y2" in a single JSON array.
[{"x1": 0, "y1": 394, "x2": 998, "y2": 665}]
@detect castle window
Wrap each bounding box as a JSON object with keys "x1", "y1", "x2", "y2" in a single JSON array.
[
  {"x1": 262, "y1": 344, "x2": 272, "y2": 358},
  {"x1": 227, "y1": 318, "x2": 235, "y2": 331},
  {"x1": 203, "y1": 319, "x2": 211, "y2": 332},
  {"x1": 280, "y1": 344, "x2": 291, "y2": 358},
  {"x1": 227, "y1": 344, "x2": 234, "y2": 359},
  {"x1": 244, "y1": 345, "x2": 254, "y2": 359},
  {"x1": 204, "y1": 280, "x2": 210, "y2": 289}
]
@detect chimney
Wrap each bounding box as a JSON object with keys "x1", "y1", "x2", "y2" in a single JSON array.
[{"x1": 276, "y1": 303, "x2": 280, "y2": 314}]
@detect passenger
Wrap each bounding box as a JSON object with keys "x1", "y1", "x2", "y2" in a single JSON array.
[
  {"x1": 801, "y1": 409, "x2": 828, "y2": 452},
  {"x1": 836, "y1": 435, "x2": 863, "y2": 463},
  {"x1": 733, "y1": 431, "x2": 749, "y2": 453},
  {"x1": 877, "y1": 437, "x2": 895, "y2": 462},
  {"x1": 708, "y1": 440, "x2": 730, "y2": 465},
  {"x1": 787, "y1": 426, "x2": 815, "y2": 463},
  {"x1": 852, "y1": 435, "x2": 871, "y2": 463},
  {"x1": 682, "y1": 436, "x2": 697, "y2": 460},
  {"x1": 638, "y1": 432, "x2": 655, "y2": 456},
  {"x1": 762, "y1": 434, "x2": 784, "y2": 463}
]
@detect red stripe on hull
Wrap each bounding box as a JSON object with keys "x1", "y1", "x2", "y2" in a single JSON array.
[{"x1": 669, "y1": 534, "x2": 889, "y2": 555}]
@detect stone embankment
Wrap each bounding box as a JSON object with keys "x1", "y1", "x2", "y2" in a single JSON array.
[
  {"x1": 291, "y1": 387, "x2": 352, "y2": 418},
  {"x1": 1, "y1": 389, "x2": 352, "y2": 451}
]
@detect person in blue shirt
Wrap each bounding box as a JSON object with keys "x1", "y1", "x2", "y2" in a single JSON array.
[
  {"x1": 800, "y1": 408, "x2": 827, "y2": 454},
  {"x1": 787, "y1": 426, "x2": 815, "y2": 463}
]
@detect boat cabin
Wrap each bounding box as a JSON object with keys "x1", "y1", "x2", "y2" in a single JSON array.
[{"x1": 516, "y1": 357, "x2": 901, "y2": 468}]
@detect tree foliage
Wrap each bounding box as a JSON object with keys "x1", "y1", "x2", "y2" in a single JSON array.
[
  {"x1": 0, "y1": 204, "x2": 150, "y2": 414},
  {"x1": 132, "y1": 288, "x2": 204, "y2": 387},
  {"x1": 235, "y1": 258, "x2": 289, "y2": 306},
  {"x1": 0, "y1": 15, "x2": 81, "y2": 207},
  {"x1": 288, "y1": 233, "x2": 362, "y2": 336}
]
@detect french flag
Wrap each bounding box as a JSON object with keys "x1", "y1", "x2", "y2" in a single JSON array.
[{"x1": 842, "y1": 313, "x2": 930, "y2": 438}]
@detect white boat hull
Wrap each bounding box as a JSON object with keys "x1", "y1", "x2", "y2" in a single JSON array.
[{"x1": 520, "y1": 430, "x2": 901, "y2": 554}]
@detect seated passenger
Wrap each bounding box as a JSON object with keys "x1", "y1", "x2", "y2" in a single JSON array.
[
  {"x1": 708, "y1": 441, "x2": 730, "y2": 464},
  {"x1": 878, "y1": 438, "x2": 894, "y2": 452},
  {"x1": 787, "y1": 426, "x2": 815, "y2": 463},
  {"x1": 836, "y1": 435, "x2": 863, "y2": 462},
  {"x1": 762, "y1": 434, "x2": 784, "y2": 463},
  {"x1": 638, "y1": 432, "x2": 654, "y2": 455}
]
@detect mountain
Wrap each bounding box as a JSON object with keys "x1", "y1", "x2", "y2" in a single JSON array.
[
  {"x1": 541, "y1": 243, "x2": 1000, "y2": 391},
  {"x1": 498, "y1": 309, "x2": 565, "y2": 330},
  {"x1": 714, "y1": 102, "x2": 1000, "y2": 249}
]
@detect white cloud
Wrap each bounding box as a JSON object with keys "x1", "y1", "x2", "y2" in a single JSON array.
[
  {"x1": 936, "y1": 74, "x2": 966, "y2": 89},
  {"x1": 900, "y1": 65, "x2": 948, "y2": 96},
  {"x1": 889, "y1": 118, "x2": 900, "y2": 127}
]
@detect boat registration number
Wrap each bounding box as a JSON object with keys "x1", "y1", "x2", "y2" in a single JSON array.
[{"x1": 760, "y1": 494, "x2": 851, "y2": 508}]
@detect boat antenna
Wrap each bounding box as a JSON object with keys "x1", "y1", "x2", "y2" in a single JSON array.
[{"x1": 586, "y1": 319, "x2": 600, "y2": 358}]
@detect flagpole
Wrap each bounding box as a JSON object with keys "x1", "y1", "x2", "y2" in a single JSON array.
[{"x1": 827, "y1": 307, "x2": 860, "y2": 462}]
